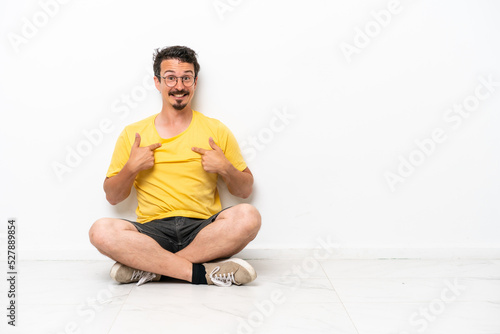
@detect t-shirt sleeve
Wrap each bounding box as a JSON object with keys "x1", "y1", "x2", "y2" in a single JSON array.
[
  {"x1": 217, "y1": 122, "x2": 247, "y2": 172},
  {"x1": 106, "y1": 128, "x2": 132, "y2": 178}
]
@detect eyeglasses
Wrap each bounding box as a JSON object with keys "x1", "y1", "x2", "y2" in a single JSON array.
[{"x1": 161, "y1": 75, "x2": 196, "y2": 87}]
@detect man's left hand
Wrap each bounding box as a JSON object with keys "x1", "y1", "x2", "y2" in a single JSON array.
[{"x1": 192, "y1": 137, "x2": 230, "y2": 174}]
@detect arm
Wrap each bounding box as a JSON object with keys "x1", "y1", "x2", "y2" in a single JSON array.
[
  {"x1": 192, "y1": 137, "x2": 253, "y2": 199},
  {"x1": 104, "y1": 133, "x2": 161, "y2": 205},
  {"x1": 103, "y1": 165, "x2": 138, "y2": 205},
  {"x1": 219, "y1": 166, "x2": 253, "y2": 199}
]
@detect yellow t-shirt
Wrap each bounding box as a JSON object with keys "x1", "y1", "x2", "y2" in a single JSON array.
[{"x1": 106, "y1": 110, "x2": 247, "y2": 223}]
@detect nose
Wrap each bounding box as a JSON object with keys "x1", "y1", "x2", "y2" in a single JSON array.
[{"x1": 174, "y1": 77, "x2": 185, "y2": 90}]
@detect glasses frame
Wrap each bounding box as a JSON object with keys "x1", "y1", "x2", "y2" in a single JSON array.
[{"x1": 160, "y1": 75, "x2": 197, "y2": 87}]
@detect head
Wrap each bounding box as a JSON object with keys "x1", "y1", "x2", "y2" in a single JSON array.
[{"x1": 153, "y1": 46, "x2": 200, "y2": 111}]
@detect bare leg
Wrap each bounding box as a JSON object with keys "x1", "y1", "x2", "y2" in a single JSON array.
[
  {"x1": 88, "y1": 203, "x2": 261, "y2": 281},
  {"x1": 176, "y1": 203, "x2": 261, "y2": 263},
  {"x1": 89, "y1": 219, "x2": 192, "y2": 281}
]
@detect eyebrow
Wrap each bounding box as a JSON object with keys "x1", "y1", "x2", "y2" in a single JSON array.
[{"x1": 163, "y1": 70, "x2": 194, "y2": 75}]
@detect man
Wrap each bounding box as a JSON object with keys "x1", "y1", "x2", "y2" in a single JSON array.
[{"x1": 89, "y1": 46, "x2": 261, "y2": 287}]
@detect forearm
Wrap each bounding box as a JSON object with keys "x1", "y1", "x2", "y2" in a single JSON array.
[
  {"x1": 103, "y1": 164, "x2": 138, "y2": 205},
  {"x1": 220, "y1": 166, "x2": 253, "y2": 199}
]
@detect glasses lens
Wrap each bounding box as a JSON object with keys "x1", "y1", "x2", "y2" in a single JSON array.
[
  {"x1": 183, "y1": 77, "x2": 194, "y2": 87},
  {"x1": 165, "y1": 77, "x2": 176, "y2": 87}
]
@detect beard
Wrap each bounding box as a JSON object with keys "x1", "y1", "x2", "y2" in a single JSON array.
[
  {"x1": 170, "y1": 89, "x2": 189, "y2": 111},
  {"x1": 173, "y1": 102, "x2": 188, "y2": 111}
]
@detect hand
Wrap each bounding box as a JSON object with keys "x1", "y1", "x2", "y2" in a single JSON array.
[
  {"x1": 192, "y1": 137, "x2": 230, "y2": 174},
  {"x1": 126, "y1": 133, "x2": 162, "y2": 173}
]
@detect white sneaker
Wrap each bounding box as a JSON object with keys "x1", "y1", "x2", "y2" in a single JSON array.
[
  {"x1": 203, "y1": 258, "x2": 257, "y2": 287},
  {"x1": 110, "y1": 262, "x2": 161, "y2": 286}
]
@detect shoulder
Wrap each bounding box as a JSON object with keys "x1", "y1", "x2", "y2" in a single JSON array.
[{"x1": 114, "y1": 114, "x2": 157, "y2": 147}]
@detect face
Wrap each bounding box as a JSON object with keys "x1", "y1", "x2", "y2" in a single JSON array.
[{"x1": 155, "y1": 59, "x2": 197, "y2": 111}]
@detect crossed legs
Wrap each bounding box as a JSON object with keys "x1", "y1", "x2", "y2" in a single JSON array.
[{"x1": 88, "y1": 204, "x2": 261, "y2": 282}]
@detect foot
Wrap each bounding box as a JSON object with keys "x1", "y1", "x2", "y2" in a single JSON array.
[
  {"x1": 110, "y1": 262, "x2": 161, "y2": 286},
  {"x1": 203, "y1": 258, "x2": 257, "y2": 287}
]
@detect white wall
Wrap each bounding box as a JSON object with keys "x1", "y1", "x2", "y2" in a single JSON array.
[{"x1": 1, "y1": 0, "x2": 499, "y2": 260}]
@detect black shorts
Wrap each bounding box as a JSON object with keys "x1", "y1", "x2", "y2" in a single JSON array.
[{"x1": 127, "y1": 209, "x2": 226, "y2": 253}]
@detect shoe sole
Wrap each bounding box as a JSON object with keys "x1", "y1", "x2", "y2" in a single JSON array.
[{"x1": 219, "y1": 258, "x2": 257, "y2": 282}]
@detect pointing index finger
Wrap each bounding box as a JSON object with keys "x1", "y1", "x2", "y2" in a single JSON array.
[
  {"x1": 148, "y1": 143, "x2": 162, "y2": 150},
  {"x1": 191, "y1": 146, "x2": 207, "y2": 155}
]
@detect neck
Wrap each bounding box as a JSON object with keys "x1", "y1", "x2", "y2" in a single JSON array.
[{"x1": 158, "y1": 104, "x2": 193, "y2": 124}]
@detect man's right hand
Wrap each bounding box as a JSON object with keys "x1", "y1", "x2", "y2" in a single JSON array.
[{"x1": 126, "y1": 133, "x2": 162, "y2": 173}]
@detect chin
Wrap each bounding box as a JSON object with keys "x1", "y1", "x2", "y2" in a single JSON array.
[{"x1": 173, "y1": 103, "x2": 188, "y2": 111}]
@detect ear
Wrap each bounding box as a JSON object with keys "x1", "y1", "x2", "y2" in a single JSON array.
[
  {"x1": 154, "y1": 75, "x2": 161, "y2": 91},
  {"x1": 193, "y1": 76, "x2": 198, "y2": 90}
]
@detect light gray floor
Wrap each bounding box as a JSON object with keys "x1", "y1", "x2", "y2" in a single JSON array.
[{"x1": 2, "y1": 259, "x2": 500, "y2": 334}]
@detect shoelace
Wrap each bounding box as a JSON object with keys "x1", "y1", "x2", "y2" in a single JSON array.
[
  {"x1": 131, "y1": 270, "x2": 157, "y2": 286},
  {"x1": 209, "y1": 266, "x2": 236, "y2": 287}
]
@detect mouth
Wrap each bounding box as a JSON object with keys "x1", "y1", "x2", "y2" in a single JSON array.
[{"x1": 169, "y1": 91, "x2": 189, "y2": 100}]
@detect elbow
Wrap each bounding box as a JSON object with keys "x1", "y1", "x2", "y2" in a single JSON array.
[
  {"x1": 103, "y1": 180, "x2": 125, "y2": 205},
  {"x1": 240, "y1": 174, "x2": 254, "y2": 199},
  {"x1": 105, "y1": 191, "x2": 129, "y2": 205},
  {"x1": 241, "y1": 190, "x2": 252, "y2": 199},
  {"x1": 229, "y1": 187, "x2": 252, "y2": 199},
  {"x1": 105, "y1": 190, "x2": 124, "y2": 205},
  {"x1": 106, "y1": 195, "x2": 119, "y2": 206},
  {"x1": 239, "y1": 186, "x2": 253, "y2": 199},
  {"x1": 103, "y1": 180, "x2": 117, "y2": 205}
]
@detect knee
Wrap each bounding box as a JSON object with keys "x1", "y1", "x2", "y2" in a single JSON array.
[
  {"x1": 235, "y1": 204, "x2": 261, "y2": 238},
  {"x1": 89, "y1": 218, "x2": 113, "y2": 249}
]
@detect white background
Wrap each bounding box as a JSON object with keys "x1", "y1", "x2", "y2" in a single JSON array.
[{"x1": 1, "y1": 0, "x2": 499, "y2": 259}]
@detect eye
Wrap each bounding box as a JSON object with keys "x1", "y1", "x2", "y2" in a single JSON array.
[
  {"x1": 167, "y1": 76, "x2": 176, "y2": 81},
  {"x1": 183, "y1": 76, "x2": 192, "y2": 82}
]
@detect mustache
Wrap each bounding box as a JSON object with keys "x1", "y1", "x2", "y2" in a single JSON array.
[{"x1": 169, "y1": 90, "x2": 189, "y2": 95}]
